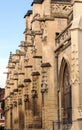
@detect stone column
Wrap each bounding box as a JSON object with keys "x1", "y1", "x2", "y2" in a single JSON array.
[
  {"x1": 41, "y1": 19, "x2": 58, "y2": 130},
  {"x1": 71, "y1": 1, "x2": 82, "y2": 129}
]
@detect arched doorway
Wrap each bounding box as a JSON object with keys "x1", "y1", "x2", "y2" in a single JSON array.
[{"x1": 59, "y1": 58, "x2": 72, "y2": 124}]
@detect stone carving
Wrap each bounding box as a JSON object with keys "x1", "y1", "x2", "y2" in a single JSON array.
[
  {"x1": 5, "y1": 98, "x2": 10, "y2": 110},
  {"x1": 13, "y1": 101, "x2": 17, "y2": 107},
  {"x1": 18, "y1": 63, "x2": 22, "y2": 70},
  {"x1": 31, "y1": 35, "x2": 35, "y2": 44},
  {"x1": 71, "y1": 43, "x2": 80, "y2": 86},
  {"x1": 33, "y1": 13, "x2": 40, "y2": 20},
  {"x1": 24, "y1": 54, "x2": 29, "y2": 63},
  {"x1": 51, "y1": 3, "x2": 72, "y2": 17},
  {"x1": 31, "y1": 45, "x2": 37, "y2": 53},
  {"x1": 18, "y1": 98, "x2": 22, "y2": 105},
  {"x1": 78, "y1": 106, "x2": 82, "y2": 117},
  {"x1": 55, "y1": 23, "x2": 71, "y2": 47},
  {"x1": 10, "y1": 104, "x2": 13, "y2": 109},
  {"x1": 24, "y1": 94, "x2": 29, "y2": 102},
  {"x1": 40, "y1": 21, "x2": 47, "y2": 42},
  {"x1": 24, "y1": 83, "x2": 29, "y2": 102},
  {"x1": 41, "y1": 68, "x2": 48, "y2": 93},
  {"x1": 32, "y1": 76, "x2": 38, "y2": 98}
]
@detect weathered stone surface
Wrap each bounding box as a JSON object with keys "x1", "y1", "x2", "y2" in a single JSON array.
[{"x1": 5, "y1": 0, "x2": 82, "y2": 130}]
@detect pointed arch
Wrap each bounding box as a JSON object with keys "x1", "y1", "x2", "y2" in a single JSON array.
[{"x1": 58, "y1": 57, "x2": 72, "y2": 124}]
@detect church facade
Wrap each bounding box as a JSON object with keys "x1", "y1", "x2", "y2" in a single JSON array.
[{"x1": 5, "y1": 0, "x2": 82, "y2": 130}]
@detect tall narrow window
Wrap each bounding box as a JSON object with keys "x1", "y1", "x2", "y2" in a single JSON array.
[{"x1": 62, "y1": 63, "x2": 72, "y2": 124}]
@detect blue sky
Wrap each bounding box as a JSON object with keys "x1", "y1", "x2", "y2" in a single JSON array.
[{"x1": 0, "y1": 0, "x2": 33, "y2": 88}]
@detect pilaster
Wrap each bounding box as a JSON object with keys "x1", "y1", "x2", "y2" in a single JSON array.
[{"x1": 70, "y1": 1, "x2": 82, "y2": 129}]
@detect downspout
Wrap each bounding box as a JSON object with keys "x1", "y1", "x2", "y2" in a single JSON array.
[{"x1": 55, "y1": 54, "x2": 60, "y2": 130}]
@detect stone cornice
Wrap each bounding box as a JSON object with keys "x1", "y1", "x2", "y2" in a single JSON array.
[
  {"x1": 10, "y1": 91, "x2": 14, "y2": 95},
  {"x1": 26, "y1": 30, "x2": 32, "y2": 35},
  {"x1": 19, "y1": 41, "x2": 27, "y2": 48},
  {"x1": 8, "y1": 66, "x2": 15, "y2": 69},
  {"x1": 27, "y1": 44, "x2": 33, "y2": 47},
  {"x1": 25, "y1": 65, "x2": 33, "y2": 68},
  {"x1": 12, "y1": 60, "x2": 19, "y2": 64},
  {"x1": 13, "y1": 78, "x2": 18, "y2": 80},
  {"x1": 6, "y1": 86, "x2": 10, "y2": 89},
  {"x1": 36, "y1": 16, "x2": 54, "y2": 22},
  {"x1": 14, "y1": 88, "x2": 18, "y2": 92},
  {"x1": 51, "y1": 0, "x2": 71, "y2": 4},
  {"x1": 33, "y1": 31, "x2": 42, "y2": 35},
  {"x1": 18, "y1": 84, "x2": 24, "y2": 88},
  {"x1": 9, "y1": 83, "x2": 14, "y2": 86},
  {"x1": 41, "y1": 62, "x2": 51, "y2": 68},
  {"x1": 33, "y1": 56, "x2": 42, "y2": 59},
  {"x1": 31, "y1": 71, "x2": 40, "y2": 76},
  {"x1": 14, "y1": 72, "x2": 18, "y2": 75},
  {"x1": 18, "y1": 72, "x2": 25, "y2": 75},
  {"x1": 24, "y1": 79, "x2": 31, "y2": 82},
  {"x1": 26, "y1": 29, "x2": 42, "y2": 36},
  {"x1": 14, "y1": 50, "x2": 26, "y2": 56},
  {"x1": 73, "y1": 0, "x2": 82, "y2": 5}
]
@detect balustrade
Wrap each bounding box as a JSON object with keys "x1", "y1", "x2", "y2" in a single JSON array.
[{"x1": 55, "y1": 23, "x2": 71, "y2": 48}]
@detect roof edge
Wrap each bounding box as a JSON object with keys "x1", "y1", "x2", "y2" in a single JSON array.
[
  {"x1": 31, "y1": 0, "x2": 44, "y2": 6},
  {"x1": 24, "y1": 10, "x2": 32, "y2": 18}
]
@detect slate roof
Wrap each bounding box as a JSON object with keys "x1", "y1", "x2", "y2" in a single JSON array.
[
  {"x1": 24, "y1": 10, "x2": 32, "y2": 18},
  {"x1": 31, "y1": 0, "x2": 44, "y2": 6}
]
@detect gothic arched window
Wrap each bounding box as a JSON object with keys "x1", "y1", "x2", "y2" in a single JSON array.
[{"x1": 61, "y1": 62, "x2": 72, "y2": 124}]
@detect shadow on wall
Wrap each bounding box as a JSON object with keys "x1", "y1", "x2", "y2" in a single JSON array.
[{"x1": 0, "y1": 126, "x2": 4, "y2": 130}]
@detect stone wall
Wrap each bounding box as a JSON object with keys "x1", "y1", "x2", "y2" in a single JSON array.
[{"x1": 5, "y1": 0, "x2": 82, "y2": 130}]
